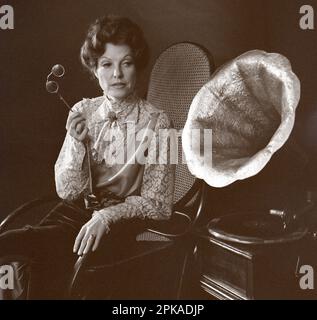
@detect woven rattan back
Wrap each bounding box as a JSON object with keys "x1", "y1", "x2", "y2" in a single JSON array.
[{"x1": 147, "y1": 42, "x2": 214, "y2": 203}]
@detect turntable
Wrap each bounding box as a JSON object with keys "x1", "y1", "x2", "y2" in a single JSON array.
[{"x1": 195, "y1": 195, "x2": 317, "y2": 299}]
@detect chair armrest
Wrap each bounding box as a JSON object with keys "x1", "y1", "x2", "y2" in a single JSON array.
[
  {"x1": 145, "y1": 211, "x2": 193, "y2": 238},
  {"x1": 0, "y1": 195, "x2": 59, "y2": 234}
]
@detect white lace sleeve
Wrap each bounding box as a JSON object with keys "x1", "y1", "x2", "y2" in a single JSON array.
[
  {"x1": 54, "y1": 101, "x2": 89, "y2": 200},
  {"x1": 93, "y1": 112, "x2": 175, "y2": 228}
]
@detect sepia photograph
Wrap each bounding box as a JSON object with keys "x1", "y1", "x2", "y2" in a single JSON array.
[{"x1": 1, "y1": 0, "x2": 317, "y2": 304}]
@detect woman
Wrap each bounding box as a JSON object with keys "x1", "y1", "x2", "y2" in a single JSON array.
[{"x1": 0, "y1": 15, "x2": 174, "y2": 299}]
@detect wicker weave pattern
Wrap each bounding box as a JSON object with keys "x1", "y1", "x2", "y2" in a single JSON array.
[{"x1": 147, "y1": 43, "x2": 212, "y2": 203}]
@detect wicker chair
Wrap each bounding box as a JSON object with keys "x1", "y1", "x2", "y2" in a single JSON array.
[{"x1": 0, "y1": 42, "x2": 214, "y2": 299}]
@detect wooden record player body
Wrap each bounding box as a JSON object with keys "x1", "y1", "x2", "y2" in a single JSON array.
[{"x1": 195, "y1": 229, "x2": 314, "y2": 299}]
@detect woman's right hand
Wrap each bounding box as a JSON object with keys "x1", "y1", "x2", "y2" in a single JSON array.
[{"x1": 66, "y1": 112, "x2": 89, "y2": 142}]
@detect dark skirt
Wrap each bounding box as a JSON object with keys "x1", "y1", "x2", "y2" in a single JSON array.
[
  {"x1": 0, "y1": 200, "x2": 91, "y2": 299},
  {"x1": 0, "y1": 200, "x2": 148, "y2": 299}
]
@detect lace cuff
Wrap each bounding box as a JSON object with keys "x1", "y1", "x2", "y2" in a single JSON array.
[
  {"x1": 62, "y1": 135, "x2": 86, "y2": 170},
  {"x1": 92, "y1": 211, "x2": 111, "y2": 233},
  {"x1": 55, "y1": 134, "x2": 89, "y2": 200}
]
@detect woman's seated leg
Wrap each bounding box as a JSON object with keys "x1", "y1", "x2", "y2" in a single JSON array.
[{"x1": 0, "y1": 201, "x2": 91, "y2": 299}]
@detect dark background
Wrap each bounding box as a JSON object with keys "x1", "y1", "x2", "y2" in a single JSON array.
[{"x1": 1, "y1": 0, "x2": 317, "y2": 220}]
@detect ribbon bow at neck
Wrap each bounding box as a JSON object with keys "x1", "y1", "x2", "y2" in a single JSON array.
[{"x1": 107, "y1": 111, "x2": 118, "y2": 124}]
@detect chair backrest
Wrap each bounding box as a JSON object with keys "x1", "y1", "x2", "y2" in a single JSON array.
[{"x1": 147, "y1": 42, "x2": 214, "y2": 204}]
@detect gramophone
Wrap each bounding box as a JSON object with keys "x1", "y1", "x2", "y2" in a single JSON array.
[{"x1": 182, "y1": 50, "x2": 317, "y2": 299}]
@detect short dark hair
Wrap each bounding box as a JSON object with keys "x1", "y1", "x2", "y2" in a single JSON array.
[{"x1": 80, "y1": 15, "x2": 149, "y2": 74}]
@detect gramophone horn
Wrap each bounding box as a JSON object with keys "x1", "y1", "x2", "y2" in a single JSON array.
[{"x1": 182, "y1": 50, "x2": 300, "y2": 187}]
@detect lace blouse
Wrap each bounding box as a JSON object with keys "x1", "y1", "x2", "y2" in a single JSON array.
[{"x1": 54, "y1": 95, "x2": 175, "y2": 230}]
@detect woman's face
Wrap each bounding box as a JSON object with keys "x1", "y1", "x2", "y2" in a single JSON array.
[{"x1": 94, "y1": 43, "x2": 137, "y2": 101}]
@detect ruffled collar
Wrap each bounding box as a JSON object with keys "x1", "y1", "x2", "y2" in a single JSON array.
[
  {"x1": 91, "y1": 93, "x2": 140, "y2": 125},
  {"x1": 106, "y1": 93, "x2": 138, "y2": 114}
]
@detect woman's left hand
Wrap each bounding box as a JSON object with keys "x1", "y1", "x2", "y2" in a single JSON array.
[{"x1": 73, "y1": 216, "x2": 109, "y2": 256}]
